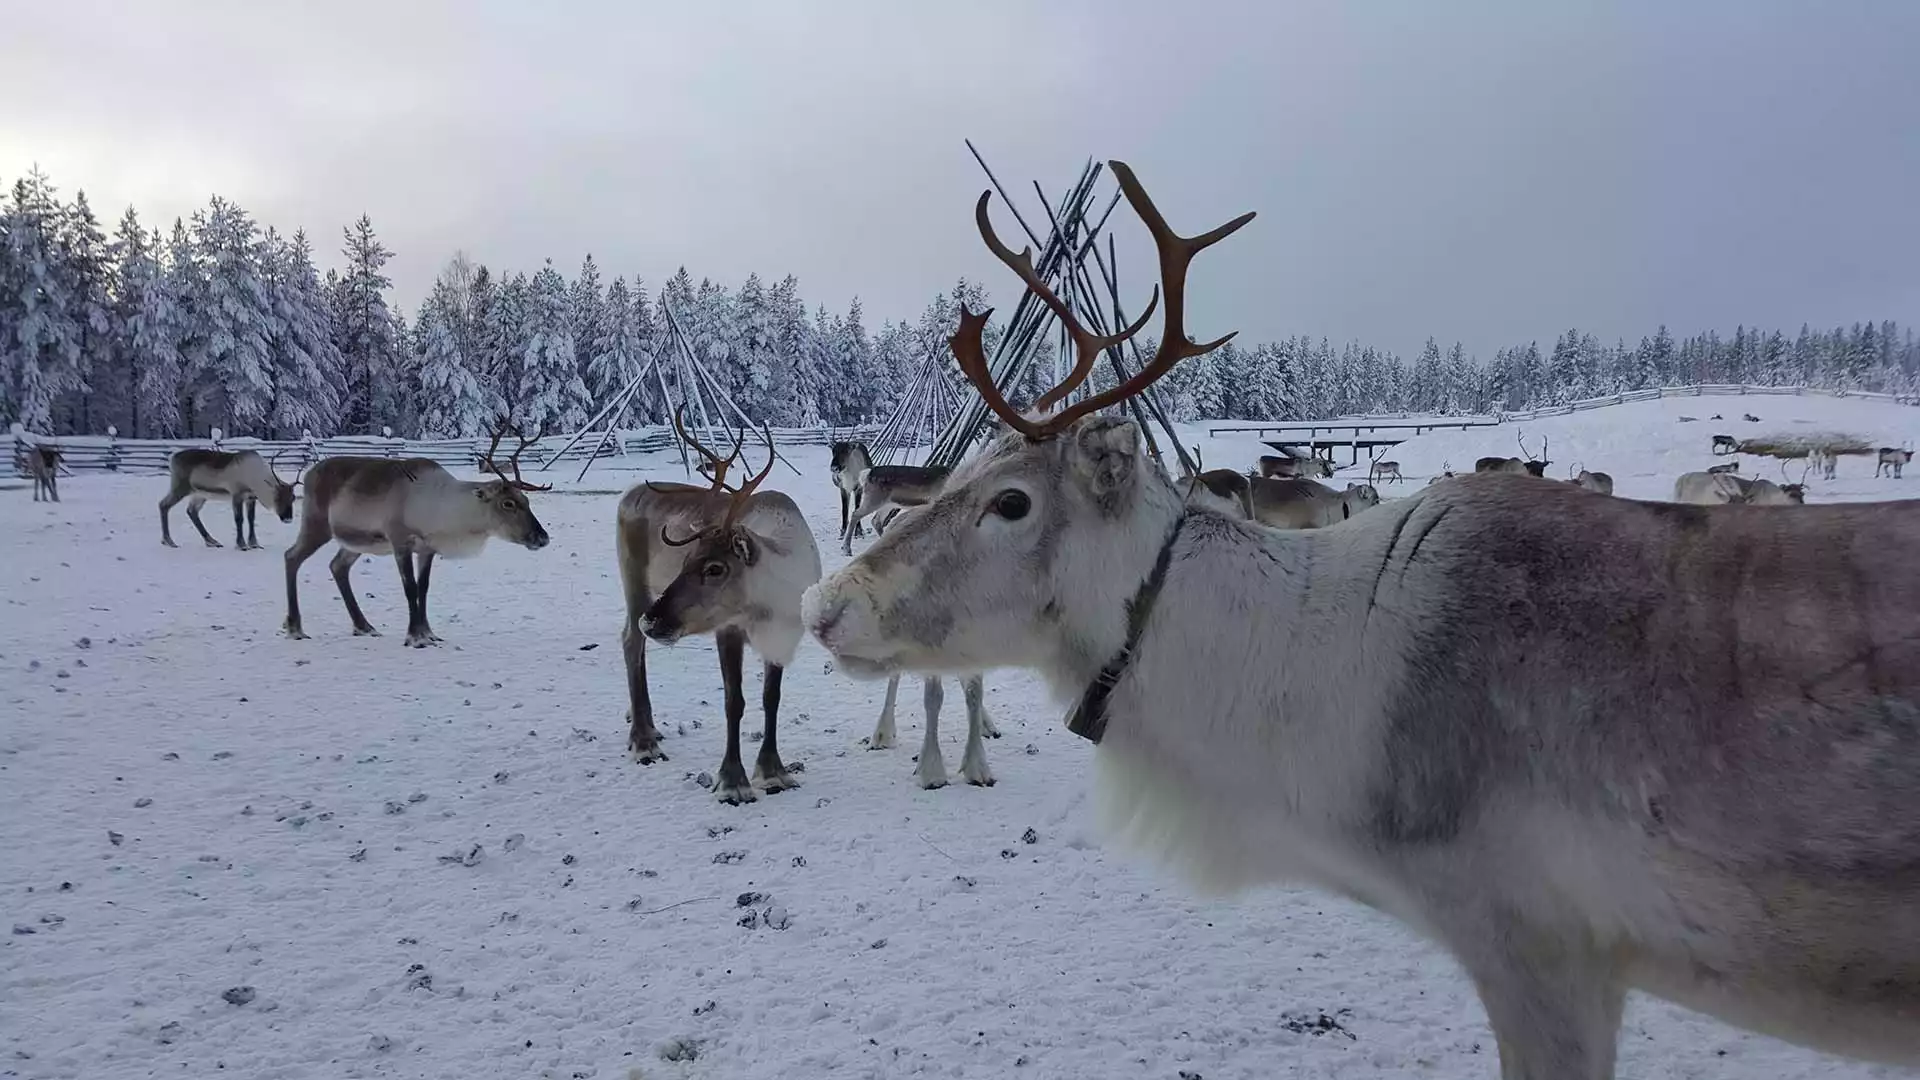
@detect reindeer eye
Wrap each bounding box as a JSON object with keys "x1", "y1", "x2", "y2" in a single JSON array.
[
  {"x1": 990, "y1": 490, "x2": 1030, "y2": 521},
  {"x1": 502, "y1": 498, "x2": 518, "y2": 511},
  {"x1": 703, "y1": 561, "x2": 727, "y2": 579}
]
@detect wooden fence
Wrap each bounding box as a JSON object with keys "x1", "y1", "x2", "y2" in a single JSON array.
[{"x1": 6, "y1": 425, "x2": 883, "y2": 479}]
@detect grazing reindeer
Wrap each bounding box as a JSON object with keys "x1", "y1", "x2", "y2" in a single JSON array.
[
  {"x1": 841, "y1": 460, "x2": 953, "y2": 555},
  {"x1": 829, "y1": 438, "x2": 873, "y2": 543},
  {"x1": 1705, "y1": 460, "x2": 1741, "y2": 476},
  {"x1": 26, "y1": 445, "x2": 61, "y2": 503},
  {"x1": 1262, "y1": 451, "x2": 1332, "y2": 479},
  {"x1": 1711, "y1": 433, "x2": 1738, "y2": 455},
  {"x1": 282, "y1": 425, "x2": 551, "y2": 645},
  {"x1": 1567, "y1": 462, "x2": 1614, "y2": 496},
  {"x1": 1673, "y1": 464, "x2": 1807, "y2": 506},
  {"x1": 1426, "y1": 461, "x2": 1456, "y2": 486},
  {"x1": 1367, "y1": 457, "x2": 1403, "y2": 485},
  {"x1": 159, "y1": 448, "x2": 298, "y2": 550},
  {"x1": 804, "y1": 161, "x2": 1920, "y2": 1079},
  {"x1": 1876, "y1": 445, "x2": 1913, "y2": 479},
  {"x1": 616, "y1": 414, "x2": 819, "y2": 804},
  {"x1": 1808, "y1": 447, "x2": 1839, "y2": 480},
  {"x1": 1742, "y1": 412, "x2": 1761, "y2": 422}
]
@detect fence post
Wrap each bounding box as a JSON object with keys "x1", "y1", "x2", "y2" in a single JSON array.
[{"x1": 106, "y1": 426, "x2": 120, "y2": 472}]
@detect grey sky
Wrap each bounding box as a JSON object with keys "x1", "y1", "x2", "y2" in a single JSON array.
[{"x1": 4, "y1": 0, "x2": 1916, "y2": 359}]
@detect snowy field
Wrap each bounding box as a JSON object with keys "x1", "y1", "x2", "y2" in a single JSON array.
[{"x1": 3, "y1": 393, "x2": 1916, "y2": 1080}]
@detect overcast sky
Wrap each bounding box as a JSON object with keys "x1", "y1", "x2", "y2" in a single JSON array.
[{"x1": 4, "y1": 0, "x2": 1916, "y2": 358}]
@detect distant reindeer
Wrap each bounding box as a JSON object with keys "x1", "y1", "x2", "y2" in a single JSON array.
[
  {"x1": 1673, "y1": 462, "x2": 1808, "y2": 506},
  {"x1": 1221, "y1": 476, "x2": 1380, "y2": 529},
  {"x1": 1568, "y1": 462, "x2": 1614, "y2": 496},
  {"x1": 282, "y1": 425, "x2": 552, "y2": 645},
  {"x1": 828, "y1": 438, "x2": 873, "y2": 543},
  {"x1": 841, "y1": 460, "x2": 953, "y2": 555},
  {"x1": 1474, "y1": 432, "x2": 1548, "y2": 477},
  {"x1": 1426, "y1": 460, "x2": 1455, "y2": 486},
  {"x1": 1705, "y1": 460, "x2": 1741, "y2": 476},
  {"x1": 807, "y1": 160, "x2": 1920, "y2": 1078},
  {"x1": 1875, "y1": 445, "x2": 1913, "y2": 479},
  {"x1": 1807, "y1": 447, "x2": 1838, "y2": 481},
  {"x1": 26, "y1": 445, "x2": 61, "y2": 503},
  {"x1": 1711, "y1": 433, "x2": 1739, "y2": 455},
  {"x1": 1367, "y1": 456, "x2": 1403, "y2": 485},
  {"x1": 617, "y1": 412, "x2": 819, "y2": 804},
  {"x1": 1742, "y1": 412, "x2": 1761, "y2": 423},
  {"x1": 159, "y1": 448, "x2": 298, "y2": 550}
]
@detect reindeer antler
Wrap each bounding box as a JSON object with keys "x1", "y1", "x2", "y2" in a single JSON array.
[
  {"x1": 659, "y1": 423, "x2": 777, "y2": 547},
  {"x1": 482, "y1": 420, "x2": 554, "y2": 492},
  {"x1": 949, "y1": 161, "x2": 1255, "y2": 441}
]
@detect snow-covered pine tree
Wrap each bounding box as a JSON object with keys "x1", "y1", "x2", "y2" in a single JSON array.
[
  {"x1": 414, "y1": 280, "x2": 492, "y2": 437},
  {"x1": 809, "y1": 304, "x2": 845, "y2": 425},
  {"x1": 1442, "y1": 341, "x2": 1474, "y2": 414},
  {"x1": 261, "y1": 227, "x2": 341, "y2": 437},
  {"x1": 569, "y1": 254, "x2": 606, "y2": 392},
  {"x1": 519, "y1": 259, "x2": 591, "y2": 434},
  {"x1": 56, "y1": 189, "x2": 112, "y2": 433},
  {"x1": 585, "y1": 276, "x2": 643, "y2": 427},
  {"x1": 110, "y1": 208, "x2": 186, "y2": 437},
  {"x1": 0, "y1": 169, "x2": 84, "y2": 432},
  {"x1": 628, "y1": 278, "x2": 661, "y2": 424},
  {"x1": 768, "y1": 274, "x2": 816, "y2": 427},
  {"x1": 482, "y1": 270, "x2": 531, "y2": 420},
  {"x1": 868, "y1": 319, "x2": 914, "y2": 426},
  {"x1": 686, "y1": 277, "x2": 742, "y2": 415},
  {"x1": 182, "y1": 197, "x2": 275, "y2": 435},
  {"x1": 838, "y1": 297, "x2": 877, "y2": 424},
  {"x1": 734, "y1": 273, "x2": 778, "y2": 421},
  {"x1": 337, "y1": 215, "x2": 403, "y2": 434}
]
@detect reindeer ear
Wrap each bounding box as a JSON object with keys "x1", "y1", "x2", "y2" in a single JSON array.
[
  {"x1": 1071, "y1": 417, "x2": 1140, "y2": 508},
  {"x1": 730, "y1": 532, "x2": 758, "y2": 566}
]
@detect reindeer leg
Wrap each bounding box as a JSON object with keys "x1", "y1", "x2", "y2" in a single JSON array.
[
  {"x1": 394, "y1": 545, "x2": 435, "y2": 648},
  {"x1": 1450, "y1": 915, "x2": 1625, "y2": 1080},
  {"x1": 753, "y1": 660, "x2": 798, "y2": 793},
  {"x1": 282, "y1": 528, "x2": 331, "y2": 640},
  {"x1": 713, "y1": 627, "x2": 755, "y2": 804},
  {"x1": 329, "y1": 548, "x2": 379, "y2": 636},
  {"x1": 230, "y1": 495, "x2": 248, "y2": 550},
  {"x1": 915, "y1": 676, "x2": 949, "y2": 790},
  {"x1": 619, "y1": 554, "x2": 666, "y2": 764},
  {"x1": 186, "y1": 495, "x2": 221, "y2": 547},
  {"x1": 959, "y1": 674, "x2": 994, "y2": 786},
  {"x1": 245, "y1": 496, "x2": 259, "y2": 549},
  {"x1": 869, "y1": 674, "x2": 901, "y2": 749},
  {"x1": 159, "y1": 480, "x2": 188, "y2": 547},
  {"x1": 410, "y1": 551, "x2": 442, "y2": 644}
]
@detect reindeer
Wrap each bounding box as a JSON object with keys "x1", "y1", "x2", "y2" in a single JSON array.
[
  {"x1": 1808, "y1": 447, "x2": 1838, "y2": 481},
  {"x1": 841, "y1": 461, "x2": 953, "y2": 554},
  {"x1": 803, "y1": 161, "x2": 1920, "y2": 1079},
  {"x1": 1474, "y1": 433, "x2": 1547, "y2": 476},
  {"x1": 282, "y1": 425, "x2": 551, "y2": 646},
  {"x1": 616, "y1": 411, "x2": 819, "y2": 804},
  {"x1": 26, "y1": 445, "x2": 61, "y2": 503},
  {"x1": 829, "y1": 438, "x2": 873, "y2": 544},
  {"x1": 1876, "y1": 445, "x2": 1913, "y2": 479},
  {"x1": 1567, "y1": 462, "x2": 1614, "y2": 496},
  {"x1": 1367, "y1": 458, "x2": 1404, "y2": 485},
  {"x1": 1711, "y1": 433, "x2": 1739, "y2": 455},
  {"x1": 1426, "y1": 461, "x2": 1455, "y2": 486},
  {"x1": 1672, "y1": 462, "x2": 1808, "y2": 507},
  {"x1": 1742, "y1": 412, "x2": 1761, "y2": 423},
  {"x1": 159, "y1": 448, "x2": 298, "y2": 550}
]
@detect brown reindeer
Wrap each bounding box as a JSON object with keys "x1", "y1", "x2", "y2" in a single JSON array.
[
  {"x1": 159, "y1": 448, "x2": 298, "y2": 550},
  {"x1": 615, "y1": 409, "x2": 819, "y2": 803},
  {"x1": 282, "y1": 424, "x2": 551, "y2": 645},
  {"x1": 27, "y1": 445, "x2": 61, "y2": 503},
  {"x1": 805, "y1": 159, "x2": 1920, "y2": 1078}
]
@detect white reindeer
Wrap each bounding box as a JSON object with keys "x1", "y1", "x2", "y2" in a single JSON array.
[
  {"x1": 803, "y1": 161, "x2": 1920, "y2": 1079},
  {"x1": 160, "y1": 447, "x2": 298, "y2": 550}
]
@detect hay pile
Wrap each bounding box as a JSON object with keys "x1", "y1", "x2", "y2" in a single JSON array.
[{"x1": 1735, "y1": 431, "x2": 1876, "y2": 459}]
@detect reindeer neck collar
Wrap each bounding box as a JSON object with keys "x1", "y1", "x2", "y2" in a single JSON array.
[{"x1": 1066, "y1": 514, "x2": 1185, "y2": 745}]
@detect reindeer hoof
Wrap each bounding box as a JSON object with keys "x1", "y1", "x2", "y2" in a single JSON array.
[
  {"x1": 629, "y1": 739, "x2": 667, "y2": 764},
  {"x1": 353, "y1": 625, "x2": 381, "y2": 637},
  {"x1": 756, "y1": 769, "x2": 800, "y2": 794},
  {"x1": 715, "y1": 782, "x2": 758, "y2": 805},
  {"x1": 918, "y1": 772, "x2": 950, "y2": 791},
  {"x1": 161, "y1": 539, "x2": 178, "y2": 548},
  {"x1": 404, "y1": 634, "x2": 440, "y2": 649},
  {"x1": 866, "y1": 732, "x2": 896, "y2": 750},
  {"x1": 204, "y1": 539, "x2": 223, "y2": 548},
  {"x1": 964, "y1": 771, "x2": 996, "y2": 787},
  {"x1": 283, "y1": 624, "x2": 309, "y2": 641}
]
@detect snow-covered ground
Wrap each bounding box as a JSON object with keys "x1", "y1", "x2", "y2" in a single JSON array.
[{"x1": 2, "y1": 394, "x2": 1913, "y2": 1080}]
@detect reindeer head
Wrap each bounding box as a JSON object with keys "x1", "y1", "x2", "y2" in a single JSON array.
[
  {"x1": 477, "y1": 422, "x2": 553, "y2": 550},
  {"x1": 1518, "y1": 433, "x2": 1551, "y2": 477},
  {"x1": 264, "y1": 450, "x2": 299, "y2": 522},
  {"x1": 805, "y1": 161, "x2": 1253, "y2": 683},
  {"x1": 642, "y1": 423, "x2": 782, "y2": 644}
]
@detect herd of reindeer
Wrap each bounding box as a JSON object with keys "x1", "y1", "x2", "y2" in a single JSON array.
[{"x1": 12, "y1": 161, "x2": 1920, "y2": 1080}]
